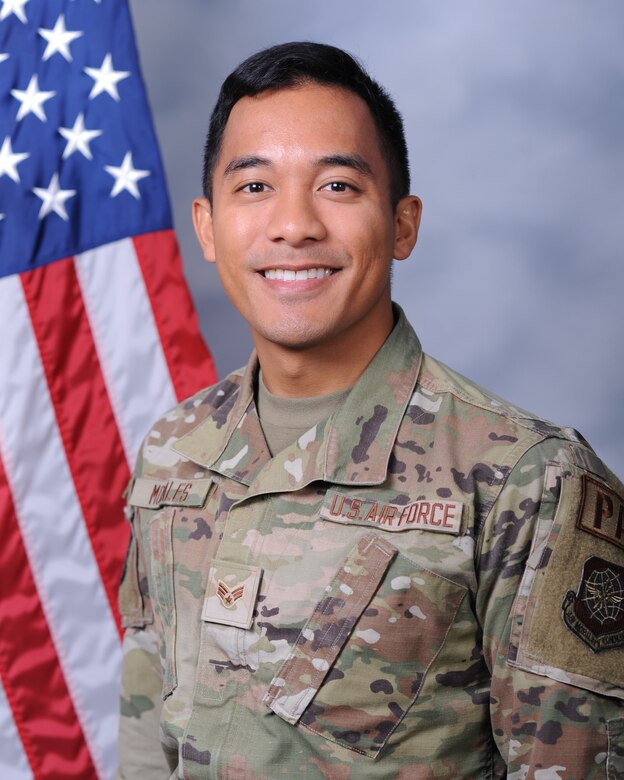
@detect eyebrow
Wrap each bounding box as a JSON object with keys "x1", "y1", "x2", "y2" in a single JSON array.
[
  {"x1": 223, "y1": 156, "x2": 272, "y2": 176},
  {"x1": 222, "y1": 153, "x2": 373, "y2": 178},
  {"x1": 316, "y1": 154, "x2": 373, "y2": 177}
]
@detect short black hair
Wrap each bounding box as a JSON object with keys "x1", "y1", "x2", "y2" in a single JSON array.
[{"x1": 202, "y1": 41, "x2": 410, "y2": 207}]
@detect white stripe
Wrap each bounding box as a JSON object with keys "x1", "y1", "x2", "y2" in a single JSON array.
[
  {"x1": 0, "y1": 275, "x2": 122, "y2": 780},
  {"x1": 0, "y1": 679, "x2": 33, "y2": 779},
  {"x1": 75, "y1": 238, "x2": 177, "y2": 467}
]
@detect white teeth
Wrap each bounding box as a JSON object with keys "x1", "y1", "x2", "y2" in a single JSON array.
[{"x1": 263, "y1": 267, "x2": 334, "y2": 281}]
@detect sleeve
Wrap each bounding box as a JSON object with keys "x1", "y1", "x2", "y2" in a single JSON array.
[
  {"x1": 476, "y1": 438, "x2": 624, "y2": 779},
  {"x1": 116, "y1": 501, "x2": 176, "y2": 779}
]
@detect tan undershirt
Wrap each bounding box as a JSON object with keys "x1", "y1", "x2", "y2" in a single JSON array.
[{"x1": 256, "y1": 371, "x2": 352, "y2": 456}]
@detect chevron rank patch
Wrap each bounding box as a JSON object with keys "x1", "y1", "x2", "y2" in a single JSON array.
[
  {"x1": 202, "y1": 560, "x2": 262, "y2": 630},
  {"x1": 562, "y1": 555, "x2": 624, "y2": 653}
]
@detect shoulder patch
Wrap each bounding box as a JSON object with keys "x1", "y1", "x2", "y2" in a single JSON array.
[
  {"x1": 577, "y1": 474, "x2": 624, "y2": 551},
  {"x1": 562, "y1": 555, "x2": 624, "y2": 652},
  {"x1": 508, "y1": 462, "x2": 624, "y2": 699}
]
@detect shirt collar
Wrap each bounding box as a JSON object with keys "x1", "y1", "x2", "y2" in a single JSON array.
[{"x1": 173, "y1": 305, "x2": 423, "y2": 492}]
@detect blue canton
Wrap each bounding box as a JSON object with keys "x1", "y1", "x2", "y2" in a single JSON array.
[{"x1": 0, "y1": 0, "x2": 172, "y2": 278}]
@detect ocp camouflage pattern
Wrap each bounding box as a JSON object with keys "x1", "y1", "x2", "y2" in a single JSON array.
[{"x1": 117, "y1": 308, "x2": 624, "y2": 779}]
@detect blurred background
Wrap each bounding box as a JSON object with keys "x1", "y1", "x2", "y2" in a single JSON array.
[{"x1": 128, "y1": 0, "x2": 624, "y2": 476}]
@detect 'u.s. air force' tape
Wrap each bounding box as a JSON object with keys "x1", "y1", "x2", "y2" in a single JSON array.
[
  {"x1": 128, "y1": 477, "x2": 212, "y2": 509},
  {"x1": 320, "y1": 489, "x2": 463, "y2": 534}
]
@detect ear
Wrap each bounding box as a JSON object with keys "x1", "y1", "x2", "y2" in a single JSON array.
[
  {"x1": 393, "y1": 196, "x2": 422, "y2": 261},
  {"x1": 192, "y1": 198, "x2": 216, "y2": 264}
]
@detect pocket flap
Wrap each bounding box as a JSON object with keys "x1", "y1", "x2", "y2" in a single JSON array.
[
  {"x1": 118, "y1": 524, "x2": 152, "y2": 628},
  {"x1": 263, "y1": 534, "x2": 396, "y2": 723}
]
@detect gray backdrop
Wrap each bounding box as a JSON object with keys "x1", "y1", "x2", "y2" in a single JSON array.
[{"x1": 128, "y1": 0, "x2": 623, "y2": 477}]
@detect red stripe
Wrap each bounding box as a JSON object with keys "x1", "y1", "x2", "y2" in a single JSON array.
[
  {"x1": 133, "y1": 230, "x2": 217, "y2": 400},
  {"x1": 0, "y1": 455, "x2": 98, "y2": 778},
  {"x1": 21, "y1": 260, "x2": 130, "y2": 637}
]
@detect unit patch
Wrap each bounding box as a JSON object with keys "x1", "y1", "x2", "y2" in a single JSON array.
[
  {"x1": 202, "y1": 560, "x2": 262, "y2": 630},
  {"x1": 320, "y1": 490, "x2": 463, "y2": 535},
  {"x1": 129, "y1": 477, "x2": 212, "y2": 509},
  {"x1": 577, "y1": 474, "x2": 624, "y2": 551},
  {"x1": 562, "y1": 556, "x2": 624, "y2": 653}
]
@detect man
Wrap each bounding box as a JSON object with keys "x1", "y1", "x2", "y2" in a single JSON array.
[{"x1": 118, "y1": 42, "x2": 624, "y2": 779}]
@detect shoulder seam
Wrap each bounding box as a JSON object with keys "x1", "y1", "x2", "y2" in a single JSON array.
[{"x1": 418, "y1": 371, "x2": 578, "y2": 444}]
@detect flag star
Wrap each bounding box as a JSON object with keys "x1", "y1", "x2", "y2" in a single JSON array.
[
  {"x1": 32, "y1": 173, "x2": 76, "y2": 221},
  {"x1": 0, "y1": 53, "x2": 9, "y2": 63},
  {"x1": 0, "y1": 136, "x2": 30, "y2": 182},
  {"x1": 84, "y1": 53, "x2": 130, "y2": 101},
  {"x1": 59, "y1": 113, "x2": 102, "y2": 160},
  {"x1": 38, "y1": 14, "x2": 83, "y2": 62},
  {"x1": 0, "y1": 0, "x2": 29, "y2": 23},
  {"x1": 11, "y1": 75, "x2": 56, "y2": 122},
  {"x1": 104, "y1": 152, "x2": 150, "y2": 199}
]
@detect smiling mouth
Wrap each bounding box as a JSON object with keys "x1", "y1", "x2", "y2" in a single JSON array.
[{"x1": 261, "y1": 267, "x2": 336, "y2": 280}]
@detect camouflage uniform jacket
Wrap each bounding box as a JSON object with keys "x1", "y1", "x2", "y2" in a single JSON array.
[{"x1": 118, "y1": 308, "x2": 624, "y2": 779}]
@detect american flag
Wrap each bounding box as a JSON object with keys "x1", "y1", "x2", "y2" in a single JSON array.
[{"x1": 0, "y1": 1, "x2": 216, "y2": 777}]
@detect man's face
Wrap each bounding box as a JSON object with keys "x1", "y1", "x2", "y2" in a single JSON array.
[{"x1": 194, "y1": 83, "x2": 420, "y2": 354}]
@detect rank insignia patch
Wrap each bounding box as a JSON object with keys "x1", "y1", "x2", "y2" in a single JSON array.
[
  {"x1": 562, "y1": 555, "x2": 624, "y2": 653},
  {"x1": 202, "y1": 560, "x2": 262, "y2": 630},
  {"x1": 217, "y1": 580, "x2": 245, "y2": 610}
]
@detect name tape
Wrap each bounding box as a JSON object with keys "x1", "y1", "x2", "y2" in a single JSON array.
[
  {"x1": 320, "y1": 491, "x2": 463, "y2": 534},
  {"x1": 129, "y1": 477, "x2": 212, "y2": 509}
]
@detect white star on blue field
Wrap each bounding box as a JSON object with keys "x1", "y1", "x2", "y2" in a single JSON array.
[{"x1": 129, "y1": 0, "x2": 624, "y2": 478}]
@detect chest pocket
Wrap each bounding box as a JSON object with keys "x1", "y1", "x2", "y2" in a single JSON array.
[
  {"x1": 141, "y1": 506, "x2": 178, "y2": 698},
  {"x1": 130, "y1": 476, "x2": 214, "y2": 699},
  {"x1": 263, "y1": 533, "x2": 467, "y2": 758}
]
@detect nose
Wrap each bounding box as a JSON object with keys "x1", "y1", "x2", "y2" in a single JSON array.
[{"x1": 265, "y1": 188, "x2": 327, "y2": 245}]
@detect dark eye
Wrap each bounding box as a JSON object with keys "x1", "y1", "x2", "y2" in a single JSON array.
[
  {"x1": 242, "y1": 182, "x2": 266, "y2": 193},
  {"x1": 324, "y1": 182, "x2": 350, "y2": 193}
]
